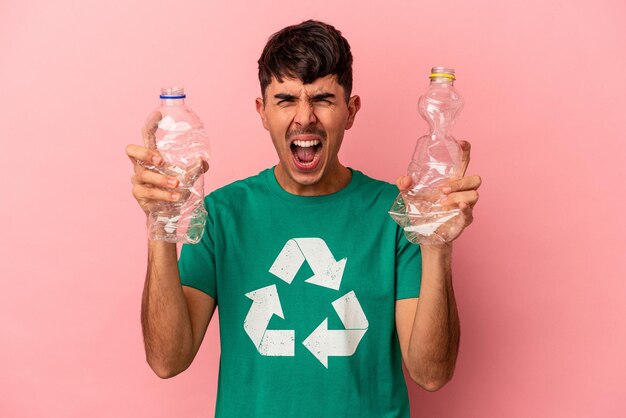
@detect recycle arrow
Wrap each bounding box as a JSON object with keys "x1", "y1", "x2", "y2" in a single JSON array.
[
  {"x1": 302, "y1": 290, "x2": 369, "y2": 368},
  {"x1": 244, "y1": 238, "x2": 368, "y2": 364},
  {"x1": 268, "y1": 238, "x2": 347, "y2": 290},
  {"x1": 243, "y1": 284, "x2": 294, "y2": 356}
]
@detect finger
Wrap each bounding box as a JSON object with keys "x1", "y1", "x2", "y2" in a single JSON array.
[
  {"x1": 460, "y1": 203, "x2": 474, "y2": 225},
  {"x1": 142, "y1": 111, "x2": 162, "y2": 149},
  {"x1": 458, "y1": 140, "x2": 471, "y2": 176},
  {"x1": 395, "y1": 175, "x2": 413, "y2": 192},
  {"x1": 442, "y1": 175, "x2": 482, "y2": 194},
  {"x1": 126, "y1": 144, "x2": 163, "y2": 166},
  {"x1": 133, "y1": 170, "x2": 179, "y2": 189},
  {"x1": 132, "y1": 184, "x2": 181, "y2": 202},
  {"x1": 202, "y1": 160, "x2": 210, "y2": 173},
  {"x1": 441, "y1": 190, "x2": 479, "y2": 208},
  {"x1": 455, "y1": 204, "x2": 474, "y2": 228}
]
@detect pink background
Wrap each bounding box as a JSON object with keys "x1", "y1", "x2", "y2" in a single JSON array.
[{"x1": 1, "y1": 0, "x2": 625, "y2": 416}]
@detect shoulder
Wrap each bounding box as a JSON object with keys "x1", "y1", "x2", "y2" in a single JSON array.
[
  {"x1": 205, "y1": 168, "x2": 270, "y2": 205},
  {"x1": 351, "y1": 169, "x2": 398, "y2": 201}
]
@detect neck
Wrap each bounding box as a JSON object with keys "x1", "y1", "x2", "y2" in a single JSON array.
[{"x1": 274, "y1": 163, "x2": 352, "y2": 196}]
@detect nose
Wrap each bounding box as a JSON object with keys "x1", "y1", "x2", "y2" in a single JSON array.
[{"x1": 294, "y1": 100, "x2": 317, "y2": 127}]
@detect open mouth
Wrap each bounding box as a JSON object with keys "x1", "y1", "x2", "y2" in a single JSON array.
[{"x1": 290, "y1": 139, "x2": 322, "y2": 170}]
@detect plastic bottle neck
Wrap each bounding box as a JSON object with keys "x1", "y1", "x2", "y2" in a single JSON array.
[
  {"x1": 429, "y1": 77, "x2": 455, "y2": 86},
  {"x1": 159, "y1": 87, "x2": 186, "y2": 106},
  {"x1": 160, "y1": 97, "x2": 185, "y2": 106}
]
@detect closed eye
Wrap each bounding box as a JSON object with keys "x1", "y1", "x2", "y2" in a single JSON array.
[
  {"x1": 274, "y1": 93, "x2": 296, "y2": 105},
  {"x1": 311, "y1": 93, "x2": 335, "y2": 104}
]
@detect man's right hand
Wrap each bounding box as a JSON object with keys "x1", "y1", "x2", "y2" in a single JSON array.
[
  {"x1": 127, "y1": 113, "x2": 216, "y2": 379},
  {"x1": 126, "y1": 111, "x2": 182, "y2": 216}
]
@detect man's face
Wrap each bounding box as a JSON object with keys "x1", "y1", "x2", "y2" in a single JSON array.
[{"x1": 256, "y1": 75, "x2": 360, "y2": 196}]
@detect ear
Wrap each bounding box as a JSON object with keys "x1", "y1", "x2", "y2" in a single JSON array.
[
  {"x1": 255, "y1": 97, "x2": 269, "y2": 131},
  {"x1": 345, "y1": 95, "x2": 361, "y2": 130}
]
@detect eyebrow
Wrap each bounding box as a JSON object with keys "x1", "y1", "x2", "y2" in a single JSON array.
[
  {"x1": 273, "y1": 92, "x2": 336, "y2": 101},
  {"x1": 310, "y1": 93, "x2": 335, "y2": 101},
  {"x1": 274, "y1": 93, "x2": 297, "y2": 101}
]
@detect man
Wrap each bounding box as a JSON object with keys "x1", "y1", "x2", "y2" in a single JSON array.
[{"x1": 126, "y1": 20, "x2": 481, "y2": 417}]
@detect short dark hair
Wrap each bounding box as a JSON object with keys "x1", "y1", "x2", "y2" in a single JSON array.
[{"x1": 258, "y1": 20, "x2": 353, "y2": 102}]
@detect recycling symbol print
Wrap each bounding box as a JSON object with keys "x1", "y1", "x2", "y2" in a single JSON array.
[{"x1": 243, "y1": 238, "x2": 369, "y2": 368}]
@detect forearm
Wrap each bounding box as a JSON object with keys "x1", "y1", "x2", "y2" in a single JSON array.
[
  {"x1": 141, "y1": 240, "x2": 194, "y2": 378},
  {"x1": 407, "y1": 245, "x2": 460, "y2": 390}
]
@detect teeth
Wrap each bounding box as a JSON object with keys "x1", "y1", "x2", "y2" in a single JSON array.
[{"x1": 293, "y1": 139, "x2": 320, "y2": 148}]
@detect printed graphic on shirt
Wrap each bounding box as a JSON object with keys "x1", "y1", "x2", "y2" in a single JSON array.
[{"x1": 243, "y1": 238, "x2": 369, "y2": 368}]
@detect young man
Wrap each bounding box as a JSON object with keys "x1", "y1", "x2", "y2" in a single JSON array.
[{"x1": 126, "y1": 20, "x2": 481, "y2": 417}]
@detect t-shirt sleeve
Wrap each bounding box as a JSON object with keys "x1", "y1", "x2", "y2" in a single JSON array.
[
  {"x1": 394, "y1": 225, "x2": 422, "y2": 300},
  {"x1": 177, "y1": 196, "x2": 218, "y2": 301}
]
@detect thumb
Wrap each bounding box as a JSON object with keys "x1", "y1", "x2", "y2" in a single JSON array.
[
  {"x1": 396, "y1": 175, "x2": 413, "y2": 192},
  {"x1": 142, "y1": 111, "x2": 162, "y2": 149},
  {"x1": 458, "y1": 139, "x2": 471, "y2": 176}
]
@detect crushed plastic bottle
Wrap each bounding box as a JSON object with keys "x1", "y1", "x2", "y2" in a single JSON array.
[
  {"x1": 141, "y1": 87, "x2": 210, "y2": 244},
  {"x1": 389, "y1": 67, "x2": 465, "y2": 245}
]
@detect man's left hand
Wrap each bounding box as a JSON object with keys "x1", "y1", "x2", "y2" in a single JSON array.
[{"x1": 396, "y1": 140, "x2": 482, "y2": 244}]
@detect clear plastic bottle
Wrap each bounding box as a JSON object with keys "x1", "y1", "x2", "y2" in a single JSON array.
[
  {"x1": 142, "y1": 87, "x2": 210, "y2": 244},
  {"x1": 389, "y1": 67, "x2": 465, "y2": 245}
]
